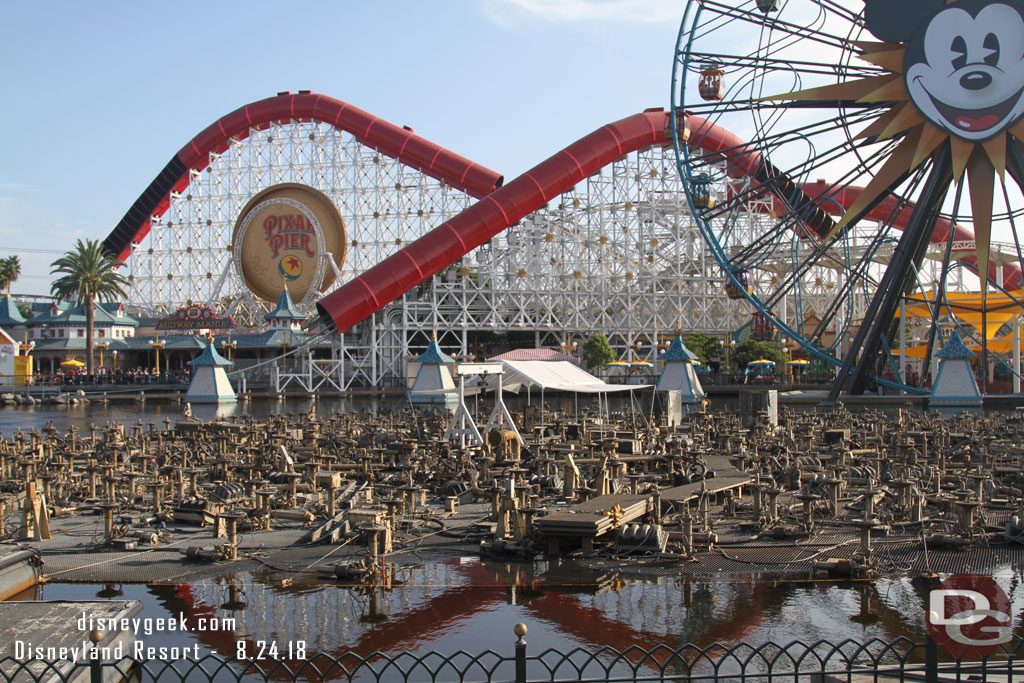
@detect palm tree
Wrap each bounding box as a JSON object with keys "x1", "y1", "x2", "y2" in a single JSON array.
[
  {"x1": 2, "y1": 256, "x2": 21, "y2": 295},
  {"x1": 0, "y1": 257, "x2": 12, "y2": 293},
  {"x1": 50, "y1": 240, "x2": 129, "y2": 375}
]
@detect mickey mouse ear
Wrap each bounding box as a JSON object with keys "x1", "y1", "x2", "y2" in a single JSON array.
[{"x1": 863, "y1": 0, "x2": 944, "y2": 43}]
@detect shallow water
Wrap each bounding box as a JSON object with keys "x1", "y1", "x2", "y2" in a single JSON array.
[
  {"x1": 0, "y1": 396, "x2": 403, "y2": 434},
  {"x1": 24, "y1": 563, "x2": 1024, "y2": 660}
]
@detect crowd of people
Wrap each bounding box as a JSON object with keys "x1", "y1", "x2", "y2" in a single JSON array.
[{"x1": 36, "y1": 366, "x2": 193, "y2": 386}]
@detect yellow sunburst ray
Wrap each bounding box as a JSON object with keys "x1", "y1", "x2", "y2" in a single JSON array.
[
  {"x1": 967, "y1": 148, "x2": 996, "y2": 303},
  {"x1": 876, "y1": 103, "x2": 925, "y2": 141},
  {"x1": 913, "y1": 123, "x2": 948, "y2": 169},
  {"x1": 828, "y1": 127, "x2": 923, "y2": 241},
  {"x1": 762, "y1": 74, "x2": 900, "y2": 102},
  {"x1": 855, "y1": 46, "x2": 906, "y2": 72},
  {"x1": 950, "y1": 137, "x2": 974, "y2": 183},
  {"x1": 850, "y1": 41, "x2": 905, "y2": 56},
  {"x1": 855, "y1": 108, "x2": 903, "y2": 140},
  {"x1": 982, "y1": 134, "x2": 1007, "y2": 180},
  {"x1": 857, "y1": 77, "x2": 909, "y2": 103}
]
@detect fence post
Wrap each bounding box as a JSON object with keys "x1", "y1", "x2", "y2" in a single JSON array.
[
  {"x1": 89, "y1": 629, "x2": 103, "y2": 683},
  {"x1": 925, "y1": 634, "x2": 938, "y2": 683},
  {"x1": 514, "y1": 623, "x2": 528, "y2": 683}
]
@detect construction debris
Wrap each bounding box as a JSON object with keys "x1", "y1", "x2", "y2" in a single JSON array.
[{"x1": 2, "y1": 402, "x2": 1024, "y2": 582}]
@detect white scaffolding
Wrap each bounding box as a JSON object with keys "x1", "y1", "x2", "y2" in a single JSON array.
[{"x1": 123, "y1": 118, "x2": 968, "y2": 386}]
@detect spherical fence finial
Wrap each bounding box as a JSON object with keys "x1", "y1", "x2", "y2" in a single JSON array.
[
  {"x1": 514, "y1": 623, "x2": 528, "y2": 638},
  {"x1": 89, "y1": 629, "x2": 104, "y2": 644}
]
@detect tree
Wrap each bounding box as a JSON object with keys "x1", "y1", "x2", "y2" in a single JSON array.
[
  {"x1": 581, "y1": 333, "x2": 616, "y2": 371},
  {"x1": 50, "y1": 240, "x2": 130, "y2": 375},
  {"x1": 684, "y1": 332, "x2": 722, "y2": 366},
  {"x1": 733, "y1": 338, "x2": 785, "y2": 375},
  {"x1": 4, "y1": 256, "x2": 19, "y2": 294},
  {"x1": 0, "y1": 256, "x2": 18, "y2": 294}
]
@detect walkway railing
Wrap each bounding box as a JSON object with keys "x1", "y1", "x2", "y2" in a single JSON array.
[{"x1": 1, "y1": 627, "x2": 1020, "y2": 682}]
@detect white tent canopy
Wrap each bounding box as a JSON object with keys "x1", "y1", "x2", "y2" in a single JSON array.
[{"x1": 492, "y1": 359, "x2": 647, "y2": 393}]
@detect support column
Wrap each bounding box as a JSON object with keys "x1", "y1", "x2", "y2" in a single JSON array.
[{"x1": 829, "y1": 146, "x2": 953, "y2": 400}]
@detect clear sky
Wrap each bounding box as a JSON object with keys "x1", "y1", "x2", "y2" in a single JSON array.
[{"x1": 0, "y1": 0, "x2": 682, "y2": 297}]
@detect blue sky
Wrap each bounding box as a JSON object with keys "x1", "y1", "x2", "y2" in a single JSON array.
[{"x1": 0, "y1": 0, "x2": 682, "y2": 297}]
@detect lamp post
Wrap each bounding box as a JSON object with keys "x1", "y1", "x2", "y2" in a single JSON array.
[
  {"x1": 222, "y1": 332, "x2": 236, "y2": 361},
  {"x1": 561, "y1": 338, "x2": 577, "y2": 358},
  {"x1": 720, "y1": 337, "x2": 734, "y2": 382},
  {"x1": 781, "y1": 337, "x2": 793, "y2": 383},
  {"x1": 111, "y1": 349, "x2": 117, "y2": 374},
  {"x1": 150, "y1": 334, "x2": 165, "y2": 376},
  {"x1": 96, "y1": 341, "x2": 108, "y2": 371}
]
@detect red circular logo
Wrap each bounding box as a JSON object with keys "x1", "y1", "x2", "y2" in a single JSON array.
[{"x1": 926, "y1": 574, "x2": 1012, "y2": 659}]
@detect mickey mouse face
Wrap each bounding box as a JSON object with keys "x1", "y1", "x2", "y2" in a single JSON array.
[{"x1": 904, "y1": 0, "x2": 1024, "y2": 141}]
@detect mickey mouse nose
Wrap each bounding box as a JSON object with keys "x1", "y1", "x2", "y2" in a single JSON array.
[{"x1": 960, "y1": 71, "x2": 992, "y2": 91}]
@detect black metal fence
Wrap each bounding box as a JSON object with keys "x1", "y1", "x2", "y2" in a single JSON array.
[{"x1": 2, "y1": 629, "x2": 1022, "y2": 682}]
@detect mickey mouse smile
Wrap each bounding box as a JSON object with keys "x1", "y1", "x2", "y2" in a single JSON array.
[{"x1": 925, "y1": 83, "x2": 1024, "y2": 134}]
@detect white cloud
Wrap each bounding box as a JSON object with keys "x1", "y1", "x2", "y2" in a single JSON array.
[{"x1": 483, "y1": 0, "x2": 680, "y2": 26}]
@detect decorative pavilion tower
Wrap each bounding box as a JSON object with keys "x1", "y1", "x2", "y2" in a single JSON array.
[
  {"x1": 408, "y1": 336, "x2": 458, "y2": 413},
  {"x1": 185, "y1": 343, "x2": 237, "y2": 404},
  {"x1": 929, "y1": 330, "x2": 981, "y2": 414}
]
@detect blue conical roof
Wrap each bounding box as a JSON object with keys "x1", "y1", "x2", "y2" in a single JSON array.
[
  {"x1": 264, "y1": 286, "x2": 305, "y2": 321},
  {"x1": 659, "y1": 336, "x2": 699, "y2": 362},
  {"x1": 0, "y1": 294, "x2": 26, "y2": 327},
  {"x1": 414, "y1": 338, "x2": 456, "y2": 364},
  {"x1": 188, "y1": 342, "x2": 233, "y2": 367},
  {"x1": 937, "y1": 330, "x2": 976, "y2": 359}
]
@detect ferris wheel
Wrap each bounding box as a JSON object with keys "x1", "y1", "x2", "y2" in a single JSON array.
[{"x1": 671, "y1": 0, "x2": 1024, "y2": 395}]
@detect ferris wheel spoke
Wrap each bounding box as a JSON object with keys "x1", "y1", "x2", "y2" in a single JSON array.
[
  {"x1": 836, "y1": 147, "x2": 955, "y2": 397},
  {"x1": 700, "y1": 123, "x2": 895, "y2": 250},
  {"x1": 696, "y1": 0, "x2": 858, "y2": 54},
  {"x1": 1001, "y1": 141, "x2": 1024, "y2": 282},
  {"x1": 681, "y1": 51, "x2": 882, "y2": 80}
]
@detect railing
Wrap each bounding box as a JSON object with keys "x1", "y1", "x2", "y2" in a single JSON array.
[{"x1": 1, "y1": 627, "x2": 1021, "y2": 682}]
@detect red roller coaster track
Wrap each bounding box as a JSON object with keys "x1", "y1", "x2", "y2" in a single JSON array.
[
  {"x1": 316, "y1": 108, "x2": 1015, "y2": 333},
  {"x1": 317, "y1": 107, "x2": 676, "y2": 331},
  {"x1": 101, "y1": 91, "x2": 1016, "y2": 333},
  {"x1": 100, "y1": 91, "x2": 503, "y2": 263}
]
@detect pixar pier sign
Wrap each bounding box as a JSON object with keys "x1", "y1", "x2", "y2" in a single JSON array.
[
  {"x1": 232, "y1": 183, "x2": 347, "y2": 308},
  {"x1": 926, "y1": 575, "x2": 1015, "y2": 659}
]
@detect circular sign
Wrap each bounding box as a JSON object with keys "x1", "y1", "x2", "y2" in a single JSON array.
[
  {"x1": 232, "y1": 184, "x2": 346, "y2": 306},
  {"x1": 926, "y1": 574, "x2": 1012, "y2": 660}
]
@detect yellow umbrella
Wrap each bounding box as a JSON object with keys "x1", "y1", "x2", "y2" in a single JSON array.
[{"x1": 60, "y1": 359, "x2": 85, "y2": 368}]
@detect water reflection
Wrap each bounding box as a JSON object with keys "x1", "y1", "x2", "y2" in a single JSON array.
[
  {"x1": 36, "y1": 561, "x2": 1024, "y2": 661},
  {"x1": 0, "y1": 396, "x2": 404, "y2": 433}
]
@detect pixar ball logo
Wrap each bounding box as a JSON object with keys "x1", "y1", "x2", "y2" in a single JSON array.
[{"x1": 278, "y1": 256, "x2": 303, "y2": 281}]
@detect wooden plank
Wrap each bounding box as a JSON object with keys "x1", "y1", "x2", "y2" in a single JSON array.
[
  {"x1": 660, "y1": 472, "x2": 751, "y2": 504},
  {"x1": 536, "y1": 493, "x2": 651, "y2": 538}
]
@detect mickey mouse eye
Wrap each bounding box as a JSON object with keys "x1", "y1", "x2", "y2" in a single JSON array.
[
  {"x1": 983, "y1": 33, "x2": 1000, "y2": 67},
  {"x1": 951, "y1": 35, "x2": 968, "y2": 70}
]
